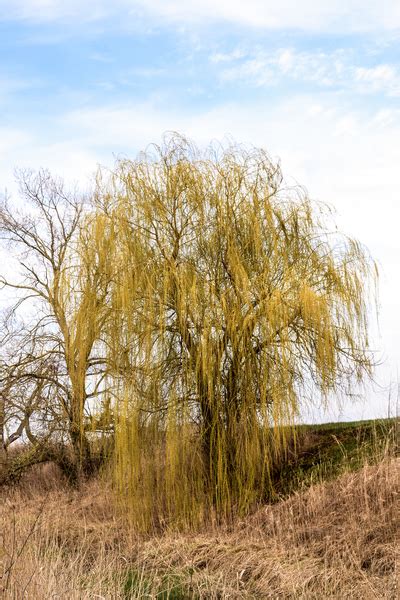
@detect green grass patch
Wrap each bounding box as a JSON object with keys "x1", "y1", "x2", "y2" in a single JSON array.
[
  {"x1": 273, "y1": 418, "x2": 398, "y2": 496},
  {"x1": 123, "y1": 568, "x2": 190, "y2": 599}
]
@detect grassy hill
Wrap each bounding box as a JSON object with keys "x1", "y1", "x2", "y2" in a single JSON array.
[
  {"x1": 0, "y1": 418, "x2": 398, "y2": 599},
  {"x1": 274, "y1": 418, "x2": 397, "y2": 496}
]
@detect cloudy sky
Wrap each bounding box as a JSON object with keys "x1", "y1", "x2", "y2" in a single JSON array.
[{"x1": 1, "y1": 1, "x2": 399, "y2": 421}]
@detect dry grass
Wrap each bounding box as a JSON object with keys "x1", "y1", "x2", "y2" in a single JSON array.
[{"x1": 0, "y1": 454, "x2": 398, "y2": 599}]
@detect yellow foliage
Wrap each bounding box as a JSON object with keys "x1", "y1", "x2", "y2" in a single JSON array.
[{"x1": 80, "y1": 134, "x2": 376, "y2": 529}]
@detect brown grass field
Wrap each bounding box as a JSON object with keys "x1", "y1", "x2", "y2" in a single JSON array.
[{"x1": 0, "y1": 422, "x2": 398, "y2": 599}]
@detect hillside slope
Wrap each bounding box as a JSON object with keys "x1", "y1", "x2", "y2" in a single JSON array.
[{"x1": 0, "y1": 420, "x2": 398, "y2": 598}]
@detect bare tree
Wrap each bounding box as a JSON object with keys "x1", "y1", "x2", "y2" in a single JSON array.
[
  {"x1": 0, "y1": 316, "x2": 51, "y2": 481},
  {"x1": 0, "y1": 170, "x2": 113, "y2": 482}
]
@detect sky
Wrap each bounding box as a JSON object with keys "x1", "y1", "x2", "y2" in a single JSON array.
[{"x1": 1, "y1": 1, "x2": 399, "y2": 422}]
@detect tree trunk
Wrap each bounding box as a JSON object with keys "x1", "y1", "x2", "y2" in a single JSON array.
[
  {"x1": 200, "y1": 391, "x2": 226, "y2": 509},
  {"x1": 69, "y1": 389, "x2": 91, "y2": 484},
  {"x1": 225, "y1": 361, "x2": 240, "y2": 495},
  {"x1": 0, "y1": 395, "x2": 8, "y2": 483},
  {"x1": 68, "y1": 425, "x2": 90, "y2": 483}
]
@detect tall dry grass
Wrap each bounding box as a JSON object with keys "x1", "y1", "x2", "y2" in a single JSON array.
[{"x1": 0, "y1": 453, "x2": 398, "y2": 599}]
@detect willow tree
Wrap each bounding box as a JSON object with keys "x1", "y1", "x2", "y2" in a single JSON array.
[{"x1": 92, "y1": 135, "x2": 376, "y2": 527}]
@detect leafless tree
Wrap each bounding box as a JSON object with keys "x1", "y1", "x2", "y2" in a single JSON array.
[{"x1": 0, "y1": 170, "x2": 113, "y2": 482}]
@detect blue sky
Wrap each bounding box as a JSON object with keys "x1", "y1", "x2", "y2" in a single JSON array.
[{"x1": 1, "y1": 1, "x2": 400, "y2": 421}]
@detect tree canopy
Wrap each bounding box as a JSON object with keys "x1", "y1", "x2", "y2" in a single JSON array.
[{"x1": 93, "y1": 135, "x2": 377, "y2": 527}]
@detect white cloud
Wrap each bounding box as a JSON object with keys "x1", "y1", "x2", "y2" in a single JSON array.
[
  {"x1": 276, "y1": 49, "x2": 295, "y2": 74},
  {"x1": 216, "y1": 47, "x2": 336, "y2": 87},
  {"x1": 1, "y1": 0, "x2": 400, "y2": 32},
  {"x1": 0, "y1": 127, "x2": 33, "y2": 192},
  {"x1": 0, "y1": 0, "x2": 111, "y2": 23},
  {"x1": 0, "y1": 128, "x2": 98, "y2": 197},
  {"x1": 210, "y1": 49, "x2": 247, "y2": 64},
  {"x1": 212, "y1": 47, "x2": 400, "y2": 97},
  {"x1": 355, "y1": 65, "x2": 400, "y2": 95}
]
